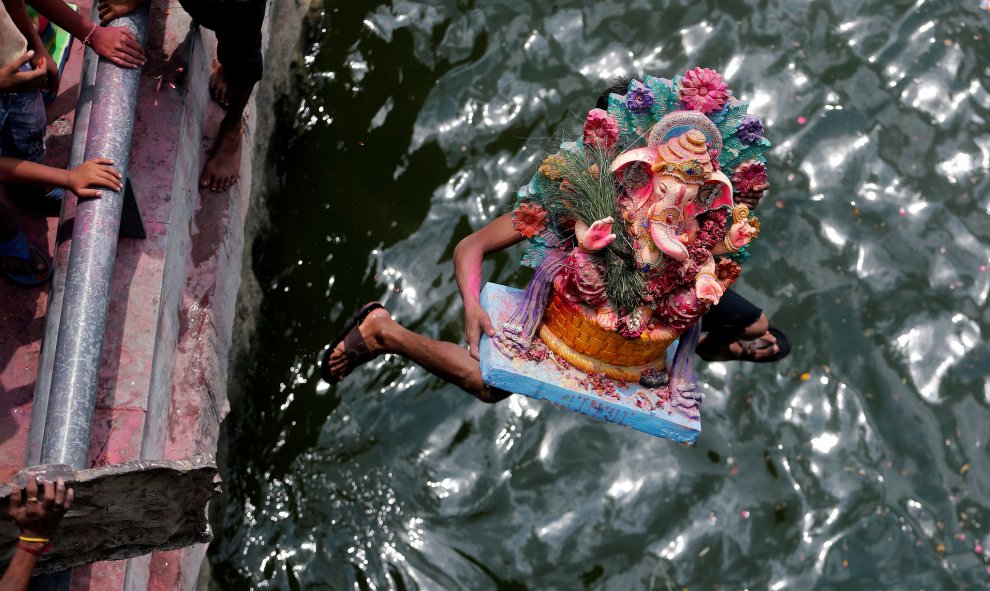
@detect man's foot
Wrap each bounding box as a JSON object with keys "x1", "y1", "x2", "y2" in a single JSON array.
[
  {"x1": 209, "y1": 60, "x2": 229, "y2": 108},
  {"x1": 97, "y1": 0, "x2": 146, "y2": 26},
  {"x1": 0, "y1": 228, "x2": 52, "y2": 286},
  {"x1": 323, "y1": 305, "x2": 393, "y2": 383},
  {"x1": 697, "y1": 327, "x2": 790, "y2": 363},
  {"x1": 199, "y1": 119, "x2": 243, "y2": 192}
]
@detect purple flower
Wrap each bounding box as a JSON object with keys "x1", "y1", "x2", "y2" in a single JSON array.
[
  {"x1": 736, "y1": 115, "x2": 764, "y2": 144},
  {"x1": 625, "y1": 81, "x2": 655, "y2": 113}
]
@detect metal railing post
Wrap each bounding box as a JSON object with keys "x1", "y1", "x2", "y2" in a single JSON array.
[
  {"x1": 39, "y1": 2, "x2": 149, "y2": 468},
  {"x1": 26, "y1": 17, "x2": 100, "y2": 468}
]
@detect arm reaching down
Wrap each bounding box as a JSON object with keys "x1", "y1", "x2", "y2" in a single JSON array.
[
  {"x1": 453, "y1": 212, "x2": 524, "y2": 359},
  {"x1": 28, "y1": 0, "x2": 146, "y2": 68},
  {"x1": 0, "y1": 157, "x2": 123, "y2": 197}
]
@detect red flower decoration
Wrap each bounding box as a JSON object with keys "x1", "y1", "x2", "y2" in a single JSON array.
[
  {"x1": 732, "y1": 160, "x2": 768, "y2": 193},
  {"x1": 583, "y1": 108, "x2": 619, "y2": 151},
  {"x1": 512, "y1": 201, "x2": 548, "y2": 238},
  {"x1": 679, "y1": 67, "x2": 729, "y2": 114}
]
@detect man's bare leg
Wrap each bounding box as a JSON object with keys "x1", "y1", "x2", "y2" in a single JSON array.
[
  {"x1": 209, "y1": 59, "x2": 229, "y2": 107},
  {"x1": 199, "y1": 75, "x2": 254, "y2": 192},
  {"x1": 326, "y1": 308, "x2": 511, "y2": 404}
]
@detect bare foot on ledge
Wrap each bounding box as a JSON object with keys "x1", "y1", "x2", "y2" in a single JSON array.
[{"x1": 199, "y1": 119, "x2": 243, "y2": 192}]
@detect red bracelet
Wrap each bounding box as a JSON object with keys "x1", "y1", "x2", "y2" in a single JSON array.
[{"x1": 16, "y1": 543, "x2": 51, "y2": 556}]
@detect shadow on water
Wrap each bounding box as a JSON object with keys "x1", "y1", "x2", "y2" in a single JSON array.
[{"x1": 210, "y1": 0, "x2": 990, "y2": 589}]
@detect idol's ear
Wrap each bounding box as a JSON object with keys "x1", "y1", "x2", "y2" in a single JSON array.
[
  {"x1": 611, "y1": 146, "x2": 659, "y2": 204},
  {"x1": 683, "y1": 170, "x2": 734, "y2": 219},
  {"x1": 609, "y1": 146, "x2": 658, "y2": 173}
]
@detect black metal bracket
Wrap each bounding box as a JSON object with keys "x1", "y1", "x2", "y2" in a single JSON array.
[{"x1": 119, "y1": 178, "x2": 146, "y2": 240}]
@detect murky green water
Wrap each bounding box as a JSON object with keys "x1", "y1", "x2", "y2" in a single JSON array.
[{"x1": 209, "y1": 1, "x2": 990, "y2": 588}]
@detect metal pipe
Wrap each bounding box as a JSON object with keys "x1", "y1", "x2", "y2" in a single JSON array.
[
  {"x1": 26, "y1": 20, "x2": 100, "y2": 468},
  {"x1": 40, "y1": 2, "x2": 150, "y2": 468}
]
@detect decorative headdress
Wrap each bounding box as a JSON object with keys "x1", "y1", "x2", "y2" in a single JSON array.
[
  {"x1": 651, "y1": 129, "x2": 713, "y2": 184},
  {"x1": 511, "y1": 68, "x2": 772, "y2": 292}
]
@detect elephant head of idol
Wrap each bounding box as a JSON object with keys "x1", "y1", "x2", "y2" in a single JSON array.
[{"x1": 609, "y1": 111, "x2": 734, "y2": 262}]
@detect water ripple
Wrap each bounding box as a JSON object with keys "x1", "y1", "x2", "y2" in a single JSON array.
[{"x1": 211, "y1": 0, "x2": 990, "y2": 589}]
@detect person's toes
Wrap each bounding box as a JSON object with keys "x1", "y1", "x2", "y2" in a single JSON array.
[{"x1": 31, "y1": 248, "x2": 46, "y2": 275}]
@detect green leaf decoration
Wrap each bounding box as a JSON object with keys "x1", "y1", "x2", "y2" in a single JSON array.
[
  {"x1": 716, "y1": 102, "x2": 749, "y2": 140},
  {"x1": 646, "y1": 75, "x2": 679, "y2": 119},
  {"x1": 607, "y1": 94, "x2": 638, "y2": 147},
  {"x1": 723, "y1": 135, "x2": 745, "y2": 153},
  {"x1": 667, "y1": 75, "x2": 684, "y2": 111}
]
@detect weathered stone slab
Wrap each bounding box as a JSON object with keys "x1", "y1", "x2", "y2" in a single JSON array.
[{"x1": 0, "y1": 455, "x2": 220, "y2": 574}]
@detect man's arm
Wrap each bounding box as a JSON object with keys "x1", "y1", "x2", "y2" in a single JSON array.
[
  {"x1": 1, "y1": 476, "x2": 74, "y2": 591},
  {"x1": 734, "y1": 180, "x2": 770, "y2": 210},
  {"x1": 453, "y1": 212, "x2": 523, "y2": 358},
  {"x1": 28, "y1": 0, "x2": 146, "y2": 68}
]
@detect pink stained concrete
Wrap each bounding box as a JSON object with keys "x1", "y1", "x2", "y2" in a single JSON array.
[
  {"x1": 0, "y1": 0, "x2": 92, "y2": 483},
  {"x1": 1, "y1": 0, "x2": 215, "y2": 587}
]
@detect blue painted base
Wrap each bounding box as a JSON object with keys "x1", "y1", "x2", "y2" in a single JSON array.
[{"x1": 479, "y1": 283, "x2": 701, "y2": 444}]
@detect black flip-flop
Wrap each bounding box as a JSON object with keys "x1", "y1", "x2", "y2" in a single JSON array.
[
  {"x1": 737, "y1": 326, "x2": 790, "y2": 363},
  {"x1": 0, "y1": 227, "x2": 53, "y2": 287},
  {"x1": 697, "y1": 326, "x2": 791, "y2": 363},
  {"x1": 320, "y1": 302, "x2": 385, "y2": 384}
]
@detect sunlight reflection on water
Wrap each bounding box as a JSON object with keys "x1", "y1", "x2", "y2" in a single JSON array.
[{"x1": 211, "y1": 0, "x2": 990, "y2": 589}]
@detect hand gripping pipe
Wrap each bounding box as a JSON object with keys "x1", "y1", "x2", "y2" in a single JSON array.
[{"x1": 39, "y1": 3, "x2": 150, "y2": 470}]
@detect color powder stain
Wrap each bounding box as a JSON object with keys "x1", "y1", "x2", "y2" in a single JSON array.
[
  {"x1": 800, "y1": 372, "x2": 811, "y2": 381},
  {"x1": 797, "y1": 116, "x2": 807, "y2": 124}
]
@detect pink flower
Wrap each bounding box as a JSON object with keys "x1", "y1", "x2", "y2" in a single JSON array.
[
  {"x1": 583, "y1": 108, "x2": 619, "y2": 151},
  {"x1": 732, "y1": 160, "x2": 768, "y2": 193},
  {"x1": 512, "y1": 201, "x2": 548, "y2": 238},
  {"x1": 679, "y1": 67, "x2": 729, "y2": 114}
]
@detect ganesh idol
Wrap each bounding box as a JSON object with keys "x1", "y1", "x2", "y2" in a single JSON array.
[{"x1": 496, "y1": 72, "x2": 768, "y2": 398}]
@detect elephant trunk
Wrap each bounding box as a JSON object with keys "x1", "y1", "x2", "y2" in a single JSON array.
[{"x1": 649, "y1": 219, "x2": 689, "y2": 262}]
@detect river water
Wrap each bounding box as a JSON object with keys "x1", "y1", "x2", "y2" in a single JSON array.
[{"x1": 209, "y1": 1, "x2": 990, "y2": 588}]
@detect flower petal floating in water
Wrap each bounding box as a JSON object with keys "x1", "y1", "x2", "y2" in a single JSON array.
[
  {"x1": 732, "y1": 160, "x2": 768, "y2": 193},
  {"x1": 736, "y1": 115, "x2": 765, "y2": 144},
  {"x1": 679, "y1": 67, "x2": 729, "y2": 114},
  {"x1": 625, "y1": 80, "x2": 655, "y2": 113},
  {"x1": 513, "y1": 201, "x2": 548, "y2": 238},
  {"x1": 583, "y1": 108, "x2": 619, "y2": 151}
]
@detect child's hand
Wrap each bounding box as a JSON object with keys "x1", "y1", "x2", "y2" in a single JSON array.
[
  {"x1": 0, "y1": 51, "x2": 46, "y2": 93},
  {"x1": 89, "y1": 26, "x2": 147, "y2": 69},
  {"x1": 464, "y1": 300, "x2": 495, "y2": 360},
  {"x1": 98, "y1": 0, "x2": 146, "y2": 26},
  {"x1": 30, "y1": 50, "x2": 59, "y2": 95},
  {"x1": 67, "y1": 158, "x2": 123, "y2": 198}
]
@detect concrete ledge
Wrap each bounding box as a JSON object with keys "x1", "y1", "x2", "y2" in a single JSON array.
[{"x1": 0, "y1": 456, "x2": 219, "y2": 574}]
